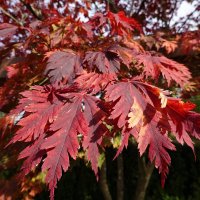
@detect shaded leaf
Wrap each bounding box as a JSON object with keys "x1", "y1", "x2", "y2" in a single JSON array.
[
  {"x1": 45, "y1": 50, "x2": 82, "y2": 83},
  {"x1": 0, "y1": 23, "x2": 18, "y2": 39}
]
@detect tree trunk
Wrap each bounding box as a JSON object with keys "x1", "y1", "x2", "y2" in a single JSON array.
[
  {"x1": 133, "y1": 156, "x2": 154, "y2": 200},
  {"x1": 117, "y1": 153, "x2": 124, "y2": 200},
  {"x1": 99, "y1": 159, "x2": 112, "y2": 200}
]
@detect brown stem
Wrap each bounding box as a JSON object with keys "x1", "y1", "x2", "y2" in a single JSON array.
[
  {"x1": 99, "y1": 159, "x2": 112, "y2": 200},
  {"x1": 117, "y1": 153, "x2": 124, "y2": 200},
  {"x1": 133, "y1": 156, "x2": 154, "y2": 200},
  {"x1": 0, "y1": 7, "x2": 23, "y2": 26},
  {"x1": 20, "y1": 0, "x2": 42, "y2": 20},
  {"x1": 136, "y1": 0, "x2": 146, "y2": 15}
]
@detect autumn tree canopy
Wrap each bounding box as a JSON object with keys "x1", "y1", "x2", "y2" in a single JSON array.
[{"x1": 0, "y1": 1, "x2": 200, "y2": 200}]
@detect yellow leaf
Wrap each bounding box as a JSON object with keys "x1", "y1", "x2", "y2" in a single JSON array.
[{"x1": 128, "y1": 100, "x2": 143, "y2": 128}]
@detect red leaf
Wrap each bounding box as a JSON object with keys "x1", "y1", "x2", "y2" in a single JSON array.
[
  {"x1": 41, "y1": 94, "x2": 87, "y2": 200},
  {"x1": 6, "y1": 64, "x2": 19, "y2": 78},
  {"x1": 3, "y1": 6, "x2": 200, "y2": 200},
  {"x1": 9, "y1": 85, "x2": 107, "y2": 200},
  {"x1": 45, "y1": 50, "x2": 82, "y2": 83},
  {"x1": 18, "y1": 134, "x2": 46, "y2": 177},
  {"x1": 143, "y1": 84, "x2": 200, "y2": 150},
  {"x1": 106, "y1": 81, "x2": 176, "y2": 183},
  {"x1": 164, "y1": 99, "x2": 198, "y2": 151},
  {"x1": 135, "y1": 52, "x2": 191, "y2": 87},
  {"x1": 83, "y1": 50, "x2": 120, "y2": 73},
  {"x1": 161, "y1": 39, "x2": 177, "y2": 54},
  {"x1": 82, "y1": 95, "x2": 107, "y2": 175},
  {"x1": 105, "y1": 81, "x2": 146, "y2": 128},
  {"x1": 106, "y1": 80, "x2": 200, "y2": 186},
  {"x1": 108, "y1": 44, "x2": 135, "y2": 67},
  {"x1": 136, "y1": 106, "x2": 176, "y2": 186},
  {"x1": 81, "y1": 22, "x2": 94, "y2": 39},
  {"x1": 11, "y1": 86, "x2": 62, "y2": 143},
  {"x1": 107, "y1": 11, "x2": 142, "y2": 35},
  {"x1": 75, "y1": 71, "x2": 116, "y2": 94},
  {"x1": 90, "y1": 12, "x2": 107, "y2": 28},
  {"x1": 0, "y1": 23, "x2": 18, "y2": 39},
  {"x1": 184, "y1": 112, "x2": 200, "y2": 139}
]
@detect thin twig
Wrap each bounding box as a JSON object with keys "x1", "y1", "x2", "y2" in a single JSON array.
[
  {"x1": 136, "y1": 0, "x2": 146, "y2": 15},
  {"x1": 0, "y1": 7, "x2": 23, "y2": 26},
  {"x1": 177, "y1": 11, "x2": 194, "y2": 33},
  {"x1": 128, "y1": 0, "x2": 134, "y2": 17},
  {"x1": 20, "y1": 0, "x2": 42, "y2": 20}
]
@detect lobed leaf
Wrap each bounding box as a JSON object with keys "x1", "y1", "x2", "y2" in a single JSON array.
[{"x1": 45, "y1": 50, "x2": 82, "y2": 83}]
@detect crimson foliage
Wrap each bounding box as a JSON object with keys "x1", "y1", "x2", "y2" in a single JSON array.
[{"x1": 0, "y1": 6, "x2": 199, "y2": 200}]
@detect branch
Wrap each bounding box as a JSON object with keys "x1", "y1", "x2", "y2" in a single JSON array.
[
  {"x1": 117, "y1": 153, "x2": 124, "y2": 200},
  {"x1": 176, "y1": 11, "x2": 194, "y2": 33},
  {"x1": 136, "y1": 0, "x2": 146, "y2": 15},
  {"x1": 0, "y1": 7, "x2": 23, "y2": 26},
  {"x1": 133, "y1": 156, "x2": 154, "y2": 200},
  {"x1": 19, "y1": 0, "x2": 43, "y2": 20},
  {"x1": 99, "y1": 159, "x2": 112, "y2": 200}
]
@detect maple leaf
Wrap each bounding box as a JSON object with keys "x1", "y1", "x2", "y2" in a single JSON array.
[
  {"x1": 136, "y1": 105, "x2": 176, "y2": 186},
  {"x1": 122, "y1": 37, "x2": 145, "y2": 53},
  {"x1": 39, "y1": 92, "x2": 107, "y2": 200},
  {"x1": 135, "y1": 52, "x2": 191, "y2": 87},
  {"x1": 9, "y1": 84, "x2": 107, "y2": 200},
  {"x1": 87, "y1": 12, "x2": 107, "y2": 36},
  {"x1": 107, "y1": 11, "x2": 142, "y2": 36},
  {"x1": 11, "y1": 85, "x2": 62, "y2": 143},
  {"x1": 44, "y1": 50, "x2": 82, "y2": 83},
  {"x1": 135, "y1": 82, "x2": 200, "y2": 154},
  {"x1": 18, "y1": 134, "x2": 46, "y2": 177},
  {"x1": 161, "y1": 39, "x2": 177, "y2": 54},
  {"x1": 6, "y1": 64, "x2": 19, "y2": 78},
  {"x1": 105, "y1": 80, "x2": 200, "y2": 185},
  {"x1": 81, "y1": 22, "x2": 94, "y2": 39},
  {"x1": 83, "y1": 50, "x2": 120, "y2": 73},
  {"x1": 41, "y1": 94, "x2": 87, "y2": 200},
  {"x1": 108, "y1": 44, "x2": 135, "y2": 67},
  {"x1": 75, "y1": 71, "x2": 116, "y2": 94},
  {"x1": 105, "y1": 81, "x2": 147, "y2": 128},
  {"x1": 0, "y1": 23, "x2": 18, "y2": 39},
  {"x1": 163, "y1": 99, "x2": 199, "y2": 151},
  {"x1": 184, "y1": 112, "x2": 200, "y2": 139},
  {"x1": 82, "y1": 95, "x2": 108, "y2": 176}
]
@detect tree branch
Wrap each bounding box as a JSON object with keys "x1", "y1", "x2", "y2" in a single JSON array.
[
  {"x1": 99, "y1": 159, "x2": 112, "y2": 200},
  {"x1": 136, "y1": 0, "x2": 146, "y2": 15},
  {"x1": 19, "y1": 0, "x2": 43, "y2": 20},
  {"x1": 0, "y1": 7, "x2": 23, "y2": 26},
  {"x1": 133, "y1": 155, "x2": 154, "y2": 200}
]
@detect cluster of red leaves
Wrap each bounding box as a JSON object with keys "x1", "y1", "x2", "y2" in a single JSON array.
[{"x1": 0, "y1": 10, "x2": 200, "y2": 200}]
